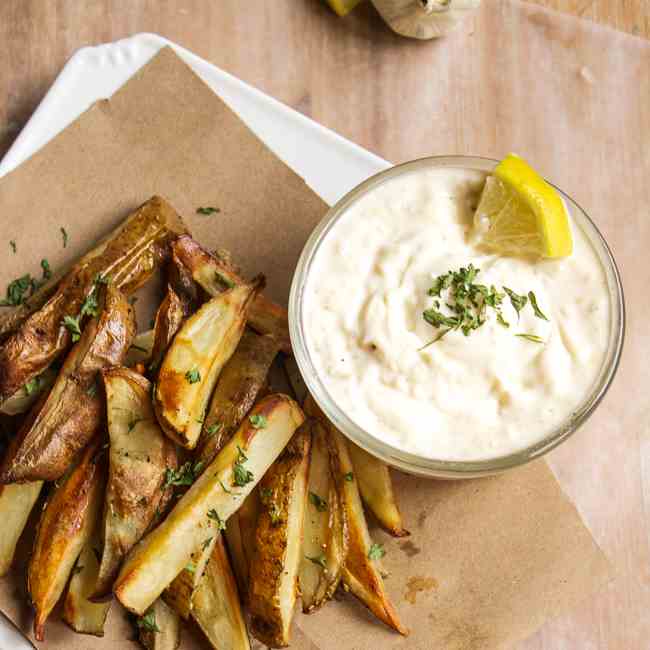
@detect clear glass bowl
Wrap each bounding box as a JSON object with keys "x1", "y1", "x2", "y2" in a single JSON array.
[{"x1": 289, "y1": 156, "x2": 625, "y2": 478}]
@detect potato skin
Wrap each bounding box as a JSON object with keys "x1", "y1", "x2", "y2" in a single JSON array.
[
  {"x1": 196, "y1": 330, "x2": 279, "y2": 466},
  {"x1": 248, "y1": 423, "x2": 311, "y2": 648},
  {"x1": 28, "y1": 439, "x2": 106, "y2": 641},
  {"x1": 149, "y1": 284, "x2": 186, "y2": 376},
  {"x1": 171, "y1": 235, "x2": 291, "y2": 354},
  {"x1": 0, "y1": 285, "x2": 136, "y2": 483},
  {"x1": 92, "y1": 367, "x2": 178, "y2": 600},
  {"x1": 0, "y1": 196, "x2": 185, "y2": 403}
]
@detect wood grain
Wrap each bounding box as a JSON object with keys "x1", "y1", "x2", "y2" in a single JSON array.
[{"x1": 0, "y1": 1, "x2": 648, "y2": 650}]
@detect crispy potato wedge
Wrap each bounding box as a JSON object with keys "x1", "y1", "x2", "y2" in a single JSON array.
[
  {"x1": 299, "y1": 419, "x2": 348, "y2": 612},
  {"x1": 149, "y1": 284, "x2": 186, "y2": 376},
  {"x1": 0, "y1": 196, "x2": 185, "y2": 402},
  {"x1": 0, "y1": 285, "x2": 135, "y2": 483},
  {"x1": 249, "y1": 423, "x2": 311, "y2": 648},
  {"x1": 63, "y1": 536, "x2": 112, "y2": 636},
  {"x1": 138, "y1": 598, "x2": 181, "y2": 650},
  {"x1": 0, "y1": 367, "x2": 57, "y2": 416},
  {"x1": 346, "y1": 442, "x2": 409, "y2": 537},
  {"x1": 154, "y1": 278, "x2": 263, "y2": 449},
  {"x1": 114, "y1": 394, "x2": 304, "y2": 614},
  {"x1": 303, "y1": 395, "x2": 408, "y2": 537},
  {"x1": 124, "y1": 329, "x2": 155, "y2": 368},
  {"x1": 327, "y1": 427, "x2": 407, "y2": 635},
  {"x1": 192, "y1": 534, "x2": 250, "y2": 650},
  {"x1": 0, "y1": 480, "x2": 43, "y2": 576},
  {"x1": 92, "y1": 367, "x2": 178, "y2": 600},
  {"x1": 172, "y1": 236, "x2": 291, "y2": 354},
  {"x1": 168, "y1": 253, "x2": 200, "y2": 314},
  {"x1": 196, "y1": 330, "x2": 279, "y2": 466},
  {"x1": 28, "y1": 440, "x2": 106, "y2": 641}
]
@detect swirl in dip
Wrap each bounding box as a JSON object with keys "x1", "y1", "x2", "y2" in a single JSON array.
[{"x1": 303, "y1": 167, "x2": 611, "y2": 461}]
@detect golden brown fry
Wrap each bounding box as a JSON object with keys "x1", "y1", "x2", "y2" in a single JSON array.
[
  {"x1": 114, "y1": 394, "x2": 304, "y2": 615},
  {"x1": 28, "y1": 440, "x2": 106, "y2": 641},
  {"x1": 63, "y1": 536, "x2": 112, "y2": 636},
  {"x1": 346, "y1": 442, "x2": 409, "y2": 537},
  {"x1": 138, "y1": 598, "x2": 181, "y2": 650},
  {"x1": 249, "y1": 423, "x2": 311, "y2": 648},
  {"x1": 327, "y1": 428, "x2": 407, "y2": 635},
  {"x1": 149, "y1": 284, "x2": 186, "y2": 377},
  {"x1": 299, "y1": 419, "x2": 348, "y2": 612},
  {"x1": 0, "y1": 196, "x2": 185, "y2": 402},
  {"x1": 92, "y1": 367, "x2": 177, "y2": 600},
  {"x1": 196, "y1": 330, "x2": 280, "y2": 466},
  {"x1": 0, "y1": 480, "x2": 43, "y2": 576},
  {"x1": 192, "y1": 535, "x2": 250, "y2": 650},
  {"x1": 171, "y1": 235, "x2": 291, "y2": 354},
  {"x1": 0, "y1": 285, "x2": 135, "y2": 483},
  {"x1": 154, "y1": 278, "x2": 263, "y2": 449},
  {"x1": 0, "y1": 367, "x2": 57, "y2": 416}
]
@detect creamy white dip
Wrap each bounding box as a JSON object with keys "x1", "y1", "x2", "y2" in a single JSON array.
[{"x1": 304, "y1": 167, "x2": 610, "y2": 460}]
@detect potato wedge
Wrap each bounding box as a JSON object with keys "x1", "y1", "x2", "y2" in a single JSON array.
[
  {"x1": 299, "y1": 419, "x2": 348, "y2": 612},
  {"x1": 28, "y1": 440, "x2": 106, "y2": 641},
  {"x1": 196, "y1": 331, "x2": 279, "y2": 466},
  {"x1": 171, "y1": 236, "x2": 291, "y2": 354},
  {"x1": 154, "y1": 278, "x2": 263, "y2": 449},
  {"x1": 168, "y1": 253, "x2": 200, "y2": 314},
  {"x1": 192, "y1": 534, "x2": 250, "y2": 650},
  {"x1": 63, "y1": 536, "x2": 112, "y2": 636},
  {"x1": 346, "y1": 442, "x2": 409, "y2": 537},
  {"x1": 249, "y1": 422, "x2": 311, "y2": 648},
  {"x1": 327, "y1": 427, "x2": 406, "y2": 635},
  {"x1": 138, "y1": 598, "x2": 181, "y2": 650},
  {"x1": 0, "y1": 196, "x2": 185, "y2": 402},
  {"x1": 114, "y1": 394, "x2": 304, "y2": 614},
  {"x1": 124, "y1": 329, "x2": 155, "y2": 368},
  {"x1": 0, "y1": 480, "x2": 43, "y2": 576},
  {"x1": 149, "y1": 284, "x2": 186, "y2": 376},
  {"x1": 0, "y1": 367, "x2": 57, "y2": 416},
  {"x1": 92, "y1": 367, "x2": 178, "y2": 600},
  {"x1": 224, "y1": 512, "x2": 249, "y2": 600},
  {"x1": 0, "y1": 285, "x2": 135, "y2": 483}
]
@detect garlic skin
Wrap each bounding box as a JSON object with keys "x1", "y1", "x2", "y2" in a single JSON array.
[{"x1": 372, "y1": 0, "x2": 480, "y2": 40}]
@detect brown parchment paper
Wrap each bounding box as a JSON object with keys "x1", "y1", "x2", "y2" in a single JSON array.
[{"x1": 0, "y1": 9, "x2": 638, "y2": 649}]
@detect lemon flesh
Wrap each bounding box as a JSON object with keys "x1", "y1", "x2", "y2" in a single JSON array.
[
  {"x1": 474, "y1": 154, "x2": 573, "y2": 258},
  {"x1": 325, "y1": 0, "x2": 363, "y2": 16}
]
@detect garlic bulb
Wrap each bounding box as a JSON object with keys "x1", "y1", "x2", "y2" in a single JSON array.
[{"x1": 372, "y1": 0, "x2": 480, "y2": 40}]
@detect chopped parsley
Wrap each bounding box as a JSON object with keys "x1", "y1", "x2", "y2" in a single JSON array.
[
  {"x1": 40, "y1": 259, "x2": 52, "y2": 280},
  {"x1": 249, "y1": 414, "x2": 267, "y2": 429},
  {"x1": 185, "y1": 368, "x2": 201, "y2": 384},
  {"x1": 219, "y1": 480, "x2": 232, "y2": 494},
  {"x1": 309, "y1": 491, "x2": 328, "y2": 512},
  {"x1": 62, "y1": 314, "x2": 83, "y2": 342},
  {"x1": 185, "y1": 562, "x2": 196, "y2": 574},
  {"x1": 60, "y1": 227, "x2": 68, "y2": 248},
  {"x1": 233, "y1": 446, "x2": 254, "y2": 487},
  {"x1": 260, "y1": 487, "x2": 273, "y2": 499},
  {"x1": 205, "y1": 422, "x2": 222, "y2": 438},
  {"x1": 61, "y1": 280, "x2": 103, "y2": 342},
  {"x1": 202, "y1": 536, "x2": 214, "y2": 551},
  {"x1": 137, "y1": 609, "x2": 160, "y2": 634},
  {"x1": 24, "y1": 376, "x2": 41, "y2": 396},
  {"x1": 9, "y1": 241, "x2": 16, "y2": 254},
  {"x1": 196, "y1": 206, "x2": 220, "y2": 215},
  {"x1": 422, "y1": 266, "x2": 550, "y2": 346},
  {"x1": 305, "y1": 553, "x2": 327, "y2": 569},
  {"x1": 207, "y1": 508, "x2": 226, "y2": 530},
  {"x1": 368, "y1": 543, "x2": 386, "y2": 561},
  {"x1": 0, "y1": 274, "x2": 34, "y2": 306},
  {"x1": 344, "y1": 472, "x2": 354, "y2": 482},
  {"x1": 528, "y1": 291, "x2": 549, "y2": 321},
  {"x1": 503, "y1": 287, "x2": 527, "y2": 319},
  {"x1": 215, "y1": 271, "x2": 236, "y2": 289},
  {"x1": 164, "y1": 461, "x2": 204, "y2": 488},
  {"x1": 268, "y1": 503, "x2": 281, "y2": 525},
  {"x1": 515, "y1": 333, "x2": 545, "y2": 344},
  {"x1": 128, "y1": 417, "x2": 143, "y2": 433}
]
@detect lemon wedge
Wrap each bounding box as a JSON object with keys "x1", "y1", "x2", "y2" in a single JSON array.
[
  {"x1": 474, "y1": 154, "x2": 573, "y2": 258},
  {"x1": 326, "y1": 0, "x2": 363, "y2": 16}
]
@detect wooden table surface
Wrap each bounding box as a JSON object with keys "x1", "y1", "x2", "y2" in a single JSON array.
[{"x1": 1, "y1": 1, "x2": 648, "y2": 650}]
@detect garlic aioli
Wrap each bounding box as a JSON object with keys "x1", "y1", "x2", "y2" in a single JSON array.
[{"x1": 304, "y1": 167, "x2": 611, "y2": 460}]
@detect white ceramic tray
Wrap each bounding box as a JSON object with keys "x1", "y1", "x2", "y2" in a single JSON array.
[{"x1": 0, "y1": 32, "x2": 393, "y2": 648}]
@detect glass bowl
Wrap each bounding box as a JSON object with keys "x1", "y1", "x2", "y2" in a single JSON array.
[{"x1": 288, "y1": 156, "x2": 625, "y2": 478}]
